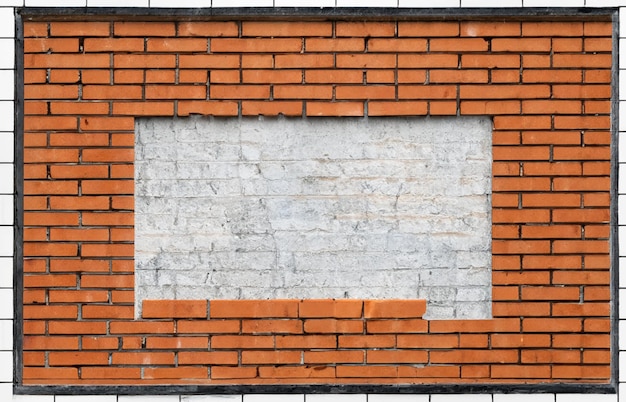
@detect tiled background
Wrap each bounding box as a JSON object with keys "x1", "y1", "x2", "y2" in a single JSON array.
[{"x1": 1, "y1": 0, "x2": 624, "y2": 400}]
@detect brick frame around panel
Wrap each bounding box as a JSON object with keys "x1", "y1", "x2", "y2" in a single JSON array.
[{"x1": 14, "y1": 8, "x2": 618, "y2": 394}]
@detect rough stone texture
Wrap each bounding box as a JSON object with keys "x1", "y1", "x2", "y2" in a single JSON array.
[{"x1": 135, "y1": 116, "x2": 492, "y2": 319}]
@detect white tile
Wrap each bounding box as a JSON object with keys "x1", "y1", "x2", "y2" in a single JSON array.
[
  {"x1": 368, "y1": 396, "x2": 430, "y2": 402},
  {"x1": 620, "y1": 258, "x2": 626, "y2": 288},
  {"x1": 0, "y1": 102, "x2": 12, "y2": 132},
  {"x1": 586, "y1": 0, "x2": 626, "y2": 5},
  {"x1": 57, "y1": 397, "x2": 118, "y2": 402},
  {"x1": 524, "y1": 0, "x2": 583, "y2": 5},
  {"x1": 0, "y1": 195, "x2": 12, "y2": 225},
  {"x1": 621, "y1": 289, "x2": 626, "y2": 320},
  {"x1": 182, "y1": 396, "x2": 243, "y2": 402},
  {"x1": 337, "y1": 0, "x2": 396, "y2": 6},
  {"x1": 620, "y1": 103, "x2": 626, "y2": 132},
  {"x1": 306, "y1": 396, "x2": 366, "y2": 402},
  {"x1": 0, "y1": 8, "x2": 14, "y2": 39},
  {"x1": 88, "y1": 0, "x2": 148, "y2": 5},
  {"x1": 0, "y1": 226, "x2": 11, "y2": 257},
  {"x1": 0, "y1": 164, "x2": 12, "y2": 194},
  {"x1": 0, "y1": 133, "x2": 13, "y2": 164},
  {"x1": 212, "y1": 0, "x2": 273, "y2": 6},
  {"x1": 619, "y1": 164, "x2": 626, "y2": 193},
  {"x1": 431, "y1": 396, "x2": 492, "y2": 402},
  {"x1": 556, "y1": 395, "x2": 617, "y2": 402},
  {"x1": 244, "y1": 396, "x2": 304, "y2": 402},
  {"x1": 0, "y1": 351, "x2": 11, "y2": 382},
  {"x1": 0, "y1": 70, "x2": 14, "y2": 101},
  {"x1": 0, "y1": 383, "x2": 11, "y2": 401},
  {"x1": 622, "y1": 8, "x2": 626, "y2": 38},
  {"x1": 622, "y1": 351, "x2": 626, "y2": 381},
  {"x1": 25, "y1": 0, "x2": 86, "y2": 5},
  {"x1": 13, "y1": 396, "x2": 54, "y2": 402},
  {"x1": 275, "y1": 0, "x2": 334, "y2": 6},
  {"x1": 119, "y1": 397, "x2": 180, "y2": 402},
  {"x1": 620, "y1": 132, "x2": 626, "y2": 163},
  {"x1": 621, "y1": 39, "x2": 626, "y2": 72},
  {"x1": 399, "y1": 0, "x2": 460, "y2": 7},
  {"x1": 620, "y1": 196, "x2": 626, "y2": 225},
  {"x1": 462, "y1": 0, "x2": 520, "y2": 6},
  {"x1": 0, "y1": 289, "x2": 12, "y2": 319},
  {"x1": 150, "y1": 0, "x2": 211, "y2": 6},
  {"x1": 0, "y1": 258, "x2": 11, "y2": 288},
  {"x1": 620, "y1": 70, "x2": 626, "y2": 101},
  {"x1": 0, "y1": 40, "x2": 13, "y2": 69},
  {"x1": 0, "y1": 320, "x2": 12, "y2": 350},
  {"x1": 494, "y1": 395, "x2": 553, "y2": 402},
  {"x1": 0, "y1": 1, "x2": 22, "y2": 6}
]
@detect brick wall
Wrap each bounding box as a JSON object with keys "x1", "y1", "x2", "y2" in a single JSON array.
[{"x1": 20, "y1": 17, "x2": 613, "y2": 387}]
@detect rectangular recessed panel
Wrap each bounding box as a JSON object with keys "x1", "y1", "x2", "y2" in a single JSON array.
[{"x1": 135, "y1": 116, "x2": 492, "y2": 319}]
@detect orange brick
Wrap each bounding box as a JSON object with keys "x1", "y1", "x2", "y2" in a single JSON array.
[
  {"x1": 259, "y1": 366, "x2": 336, "y2": 378},
  {"x1": 210, "y1": 367, "x2": 258, "y2": 379},
  {"x1": 522, "y1": 193, "x2": 580, "y2": 208},
  {"x1": 24, "y1": 54, "x2": 110, "y2": 69},
  {"x1": 211, "y1": 335, "x2": 274, "y2": 349},
  {"x1": 83, "y1": 38, "x2": 144, "y2": 52},
  {"x1": 24, "y1": 336, "x2": 79, "y2": 350},
  {"x1": 210, "y1": 85, "x2": 269, "y2": 100},
  {"x1": 178, "y1": 351, "x2": 238, "y2": 365},
  {"x1": 144, "y1": 367, "x2": 208, "y2": 379},
  {"x1": 180, "y1": 54, "x2": 240, "y2": 69},
  {"x1": 336, "y1": 22, "x2": 395, "y2": 37},
  {"x1": 431, "y1": 349, "x2": 518, "y2": 364},
  {"x1": 304, "y1": 350, "x2": 364, "y2": 364},
  {"x1": 112, "y1": 352, "x2": 174, "y2": 365},
  {"x1": 82, "y1": 305, "x2": 134, "y2": 319},
  {"x1": 274, "y1": 85, "x2": 332, "y2": 100},
  {"x1": 242, "y1": 319, "x2": 302, "y2": 334},
  {"x1": 303, "y1": 319, "x2": 363, "y2": 334},
  {"x1": 145, "y1": 336, "x2": 209, "y2": 349},
  {"x1": 364, "y1": 300, "x2": 426, "y2": 318},
  {"x1": 521, "y1": 225, "x2": 581, "y2": 239},
  {"x1": 48, "y1": 321, "x2": 107, "y2": 335},
  {"x1": 81, "y1": 367, "x2": 141, "y2": 379},
  {"x1": 335, "y1": 86, "x2": 395, "y2": 100},
  {"x1": 49, "y1": 351, "x2": 109, "y2": 366},
  {"x1": 275, "y1": 54, "x2": 334, "y2": 69},
  {"x1": 212, "y1": 38, "x2": 301, "y2": 53},
  {"x1": 178, "y1": 101, "x2": 238, "y2": 116},
  {"x1": 177, "y1": 320, "x2": 240, "y2": 334},
  {"x1": 177, "y1": 21, "x2": 239, "y2": 37},
  {"x1": 142, "y1": 300, "x2": 207, "y2": 319},
  {"x1": 23, "y1": 368, "x2": 78, "y2": 380},
  {"x1": 306, "y1": 102, "x2": 364, "y2": 117},
  {"x1": 305, "y1": 38, "x2": 365, "y2": 52},
  {"x1": 242, "y1": 21, "x2": 332, "y2": 37},
  {"x1": 145, "y1": 70, "x2": 176, "y2": 83},
  {"x1": 491, "y1": 365, "x2": 551, "y2": 379},
  {"x1": 275, "y1": 335, "x2": 336, "y2": 349},
  {"x1": 49, "y1": 228, "x2": 109, "y2": 242},
  {"x1": 492, "y1": 302, "x2": 551, "y2": 317},
  {"x1": 23, "y1": 305, "x2": 78, "y2": 320},
  {"x1": 522, "y1": 255, "x2": 582, "y2": 270},
  {"x1": 366, "y1": 319, "x2": 428, "y2": 334},
  {"x1": 147, "y1": 38, "x2": 209, "y2": 52},
  {"x1": 521, "y1": 287, "x2": 580, "y2": 301},
  {"x1": 398, "y1": 22, "x2": 459, "y2": 37},
  {"x1": 113, "y1": 102, "x2": 175, "y2": 116},
  {"x1": 397, "y1": 334, "x2": 458, "y2": 348},
  {"x1": 398, "y1": 54, "x2": 458, "y2": 68},
  {"x1": 367, "y1": 350, "x2": 428, "y2": 364},
  {"x1": 114, "y1": 22, "x2": 175, "y2": 36},
  {"x1": 523, "y1": 69, "x2": 582, "y2": 83},
  {"x1": 146, "y1": 85, "x2": 206, "y2": 100},
  {"x1": 491, "y1": 334, "x2": 551, "y2": 348},
  {"x1": 241, "y1": 351, "x2": 301, "y2": 365},
  {"x1": 242, "y1": 70, "x2": 303, "y2": 84},
  {"x1": 242, "y1": 101, "x2": 303, "y2": 117},
  {"x1": 50, "y1": 22, "x2": 110, "y2": 37},
  {"x1": 339, "y1": 335, "x2": 395, "y2": 351}
]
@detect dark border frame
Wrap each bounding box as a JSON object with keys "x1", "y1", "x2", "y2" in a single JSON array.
[{"x1": 13, "y1": 6, "x2": 620, "y2": 395}]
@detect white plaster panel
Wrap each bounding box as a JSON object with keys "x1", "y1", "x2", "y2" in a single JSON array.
[
  {"x1": 0, "y1": 226, "x2": 12, "y2": 257},
  {"x1": 182, "y1": 396, "x2": 243, "y2": 402},
  {"x1": 0, "y1": 102, "x2": 13, "y2": 132},
  {"x1": 305, "y1": 396, "x2": 366, "y2": 402},
  {"x1": 0, "y1": 70, "x2": 14, "y2": 101},
  {"x1": 337, "y1": 0, "x2": 397, "y2": 6},
  {"x1": 368, "y1": 396, "x2": 430, "y2": 402},
  {"x1": 0, "y1": 195, "x2": 12, "y2": 225},
  {"x1": 135, "y1": 117, "x2": 492, "y2": 320},
  {"x1": 0, "y1": 258, "x2": 11, "y2": 288},
  {"x1": 494, "y1": 395, "x2": 554, "y2": 402},
  {"x1": 212, "y1": 0, "x2": 272, "y2": 7},
  {"x1": 0, "y1": 133, "x2": 13, "y2": 163},
  {"x1": 87, "y1": 0, "x2": 148, "y2": 5},
  {"x1": 0, "y1": 164, "x2": 13, "y2": 193},
  {"x1": 556, "y1": 395, "x2": 617, "y2": 402},
  {"x1": 244, "y1": 396, "x2": 305, "y2": 402},
  {"x1": 0, "y1": 7, "x2": 14, "y2": 38},
  {"x1": 431, "y1": 395, "x2": 493, "y2": 402}
]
